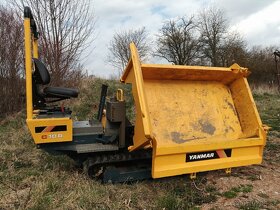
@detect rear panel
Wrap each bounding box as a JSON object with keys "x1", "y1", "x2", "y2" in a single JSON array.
[
  {"x1": 144, "y1": 80, "x2": 242, "y2": 145},
  {"x1": 27, "y1": 118, "x2": 72, "y2": 144}
]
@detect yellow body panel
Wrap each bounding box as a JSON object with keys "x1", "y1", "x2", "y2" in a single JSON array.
[
  {"x1": 27, "y1": 118, "x2": 72, "y2": 144},
  {"x1": 121, "y1": 43, "x2": 266, "y2": 179},
  {"x1": 33, "y1": 39, "x2": 39, "y2": 58},
  {"x1": 122, "y1": 46, "x2": 154, "y2": 151},
  {"x1": 24, "y1": 18, "x2": 33, "y2": 120},
  {"x1": 153, "y1": 146, "x2": 262, "y2": 178},
  {"x1": 144, "y1": 80, "x2": 242, "y2": 145},
  {"x1": 24, "y1": 13, "x2": 73, "y2": 144}
]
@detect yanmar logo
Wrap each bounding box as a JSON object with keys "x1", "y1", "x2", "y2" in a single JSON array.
[
  {"x1": 186, "y1": 149, "x2": 232, "y2": 162},
  {"x1": 189, "y1": 152, "x2": 215, "y2": 160}
]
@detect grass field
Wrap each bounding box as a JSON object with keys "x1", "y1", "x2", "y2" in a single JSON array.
[{"x1": 0, "y1": 83, "x2": 279, "y2": 209}]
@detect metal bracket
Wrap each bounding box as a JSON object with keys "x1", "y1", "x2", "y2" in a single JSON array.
[
  {"x1": 190, "y1": 172, "x2": 196, "y2": 179},
  {"x1": 116, "y1": 89, "x2": 124, "y2": 101},
  {"x1": 225, "y1": 168, "x2": 231, "y2": 174}
]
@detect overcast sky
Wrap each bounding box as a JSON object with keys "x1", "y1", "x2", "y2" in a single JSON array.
[{"x1": 83, "y1": 0, "x2": 280, "y2": 78}]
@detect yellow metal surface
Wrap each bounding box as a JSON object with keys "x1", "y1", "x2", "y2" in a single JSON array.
[
  {"x1": 153, "y1": 146, "x2": 262, "y2": 178},
  {"x1": 121, "y1": 45, "x2": 154, "y2": 151},
  {"x1": 190, "y1": 173, "x2": 196, "y2": 179},
  {"x1": 24, "y1": 18, "x2": 33, "y2": 120},
  {"x1": 121, "y1": 43, "x2": 266, "y2": 179},
  {"x1": 33, "y1": 39, "x2": 39, "y2": 58},
  {"x1": 116, "y1": 89, "x2": 124, "y2": 101},
  {"x1": 24, "y1": 14, "x2": 73, "y2": 145},
  {"x1": 102, "y1": 110, "x2": 107, "y2": 130},
  {"x1": 27, "y1": 118, "x2": 73, "y2": 144},
  {"x1": 225, "y1": 168, "x2": 231, "y2": 174},
  {"x1": 144, "y1": 80, "x2": 242, "y2": 146}
]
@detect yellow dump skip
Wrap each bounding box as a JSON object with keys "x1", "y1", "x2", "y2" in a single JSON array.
[{"x1": 121, "y1": 43, "x2": 267, "y2": 179}]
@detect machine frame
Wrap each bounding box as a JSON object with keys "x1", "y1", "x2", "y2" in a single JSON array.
[
  {"x1": 24, "y1": 7, "x2": 73, "y2": 144},
  {"x1": 23, "y1": 6, "x2": 268, "y2": 182}
]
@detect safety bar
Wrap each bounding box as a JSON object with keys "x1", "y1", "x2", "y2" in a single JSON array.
[
  {"x1": 24, "y1": 6, "x2": 39, "y2": 119},
  {"x1": 24, "y1": 7, "x2": 39, "y2": 39}
]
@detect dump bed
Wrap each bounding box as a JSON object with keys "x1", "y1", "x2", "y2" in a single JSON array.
[{"x1": 121, "y1": 43, "x2": 267, "y2": 178}]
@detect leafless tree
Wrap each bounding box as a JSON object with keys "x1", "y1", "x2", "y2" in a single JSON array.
[
  {"x1": 0, "y1": 6, "x2": 24, "y2": 117},
  {"x1": 107, "y1": 27, "x2": 150, "y2": 76},
  {"x1": 154, "y1": 16, "x2": 201, "y2": 65},
  {"x1": 12, "y1": 0, "x2": 95, "y2": 87},
  {"x1": 247, "y1": 46, "x2": 277, "y2": 85},
  {"x1": 220, "y1": 31, "x2": 247, "y2": 67},
  {"x1": 198, "y1": 7, "x2": 227, "y2": 66}
]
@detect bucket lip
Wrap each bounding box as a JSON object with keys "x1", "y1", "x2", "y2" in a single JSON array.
[
  {"x1": 155, "y1": 136, "x2": 264, "y2": 156},
  {"x1": 141, "y1": 63, "x2": 231, "y2": 71},
  {"x1": 120, "y1": 43, "x2": 250, "y2": 83},
  {"x1": 120, "y1": 58, "x2": 133, "y2": 83},
  {"x1": 121, "y1": 62, "x2": 250, "y2": 83}
]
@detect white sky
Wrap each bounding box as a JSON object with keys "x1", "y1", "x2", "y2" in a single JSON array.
[{"x1": 82, "y1": 0, "x2": 280, "y2": 77}]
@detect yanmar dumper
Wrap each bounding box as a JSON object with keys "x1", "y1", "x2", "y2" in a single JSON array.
[
  {"x1": 24, "y1": 5, "x2": 267, "y2": 181},
  {"x1": 121, "y1": 43, "x2": 267, "y2": 179}
]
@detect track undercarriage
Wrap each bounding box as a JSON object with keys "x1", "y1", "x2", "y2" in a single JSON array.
[{"x1": 81, "y1": 149, "x2": 152, "y2": 183}]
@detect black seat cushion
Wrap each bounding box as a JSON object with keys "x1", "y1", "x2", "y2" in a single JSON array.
[
  {"x1": 44, "y1": 87, "x2": 79, "y2": 98},
  {"x1": 33, "y1": 58, "x2": 50, "y2": 85}
]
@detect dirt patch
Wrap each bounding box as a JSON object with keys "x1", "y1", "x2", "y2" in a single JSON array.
[
  {"x1": 199, "y1": 119, "x2": 216, "y2": 135},
  {"x1": 200, "y1": 137, "x2": 280, "y2": 210},
  {"x1": 170, "y1": 131, "x2": 205, "y2": 143}
]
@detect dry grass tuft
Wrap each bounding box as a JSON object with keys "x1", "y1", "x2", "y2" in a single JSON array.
[{"x1": 251, "y1": 84, "x2": 279, "y2": 95}]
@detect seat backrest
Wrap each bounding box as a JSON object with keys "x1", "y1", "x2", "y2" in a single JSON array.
[{"x1": 33, "y1": 58, "x2": 50, "y2": 85}]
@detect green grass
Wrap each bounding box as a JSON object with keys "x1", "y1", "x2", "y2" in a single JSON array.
[
  {"x1": 257, "y1": 192, "x2": 269, "y2": 199},
  {"x1": 266, "y1": 141, "x2": 280, "y2": 152},
  {"x1": 223, "y1": 184, "x2": 253, "y2": 198},
  {"x1": 0, "y1": 127, "x2": 219, "y2": 209},
  {"x1": 223, "y1": 190, "x2": 238, "y2": 198},
  {"x1": 254, "y1": 93, "x2": 280, "y2": 132},
  {"x1": 237, "y1": 200, "x2": 262, "y2": 210},
  {"x1": 254, "y1": 93, "x2": 280, "y2": 164},
  {"x1": 155, "y1": 181, "x2": 218, "y2": 209},
  {"x1": 71, "y1": 78, "x2": 135, "y2": 122},
  {"x1": 0, "y1": 108, "x2": 217, "y2": 209},
  {"x1": 0, "y1": 83, "x2": 279, "y2": 209},
  {"x1": 237, "y1": 184, "x2": 253, "y2": 193}
]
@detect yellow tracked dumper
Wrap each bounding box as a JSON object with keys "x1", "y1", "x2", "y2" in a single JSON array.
[
  {"x1": 24, "y1": 6, "x2": 267, "y2": 182},
  {"x1": 121, "y1": 44, "x2": 267, "y2": 179}
]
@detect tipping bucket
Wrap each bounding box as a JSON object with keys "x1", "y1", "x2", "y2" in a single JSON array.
[{"x1": 121, "y1": 43, "x2": 267, "y2": 178}]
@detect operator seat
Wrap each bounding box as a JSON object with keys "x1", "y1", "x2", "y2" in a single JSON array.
[{"x1": 32, "y1": 58, "x2": 79, "y2": 108}]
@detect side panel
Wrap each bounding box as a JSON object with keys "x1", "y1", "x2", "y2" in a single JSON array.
[
  {"x1": 121, "y1": 44, "x2": 154, "y2": 151},
  {"x1": 27, "y1": 118, "x2": 72, "y2": 144},
  {"x1": 144, "y1": 80, "x2": 242, "y2": 147},
  {"x1": 153, "y1": 145, "x2": 263, "y2": 178},
  {"x1": 230, "y1": 77, "x2": 263, "y2": 138}
]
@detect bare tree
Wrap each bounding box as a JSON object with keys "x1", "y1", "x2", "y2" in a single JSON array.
[
  {"x1": 107, "y1": 27, "x2": 150, "y2": 76},
  {"x1": 0, "y1": 6, "x2": 24, "y2": 117},
  {"x1": 13, "y1": 0, "x2": 95, "y2": 87},
  {"x1": 154, "y1": 16, "x2": 200, "y2": 65},
  {"x1": 247, "y1": 46, "x2": 277, "y2": 85},
  {"x1": 220, "y1": 31, "x2": 247, "y2": 67},
  {"x1": 198, "y1": 7, "x2": 227, "y2": 66}
]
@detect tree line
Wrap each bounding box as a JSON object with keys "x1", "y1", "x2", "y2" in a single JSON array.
[
  {"x1": 0, "y1": 3, "x2": 278, "y2": 117},
  {"x1": 107, "y1": 7, "x2": 279, "y2": 86}
]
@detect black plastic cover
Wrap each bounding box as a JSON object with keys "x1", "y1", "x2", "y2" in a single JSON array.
[
  {"x1": 24, "y1": 6, "x2": 39, "y2": 39},
  {"x1": 33, "y1": 58, "x2": 50, "y2": 85},
  {"x1": 24, "y1": 6, "x2": 32, "y2": 18},
  {"x1": 44, "y1": 87, "x2": 79, "y2": 98}
]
